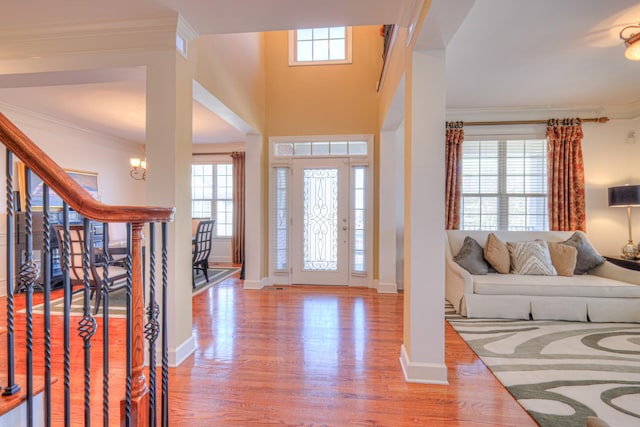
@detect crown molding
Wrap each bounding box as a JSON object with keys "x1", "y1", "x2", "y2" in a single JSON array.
[
  {"x1": 0, "y1": 101, "x2": 143, "y2": 152},
  {"x1": 447, "y1": 101, "x2": 640, "y2": 122},
  {"x1": 0, "y1": 15, "x2": 179, "y2": 42},
  {"x1": 177, "y1": 15, "x2": 198, "y2": 43}
]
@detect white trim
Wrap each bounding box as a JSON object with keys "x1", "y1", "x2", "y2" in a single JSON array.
[
  {"x1": 288, "y1": 27, "x2": 353, "y2": 66},
  {"x1": 375, "y1": 280, "x2": 398, "y2": 294},
  {"x1": 169, "y1": 333, "x2": 197, "y2": 367},
  {"x1": 403, "y1": 0, "x2": 426, "y2": 47},
  {"x1": 192, "y1": 81, "x2": 252, "y2": 135},
  {"x1": 268, "y1": 134, "x2": 374, "y2": 287},
  {"x1": 176, "y1": 14, "x2": 198, "y2": 59},
  {"x1": 243, "y1": 277, "x2": 268, "y2": 290},
  {"x1": 0, "y1": 16, "x2": 179, "y2": 42},
  {"x1": 399, "y1": 344, "x2": 448, "y2": 384}
]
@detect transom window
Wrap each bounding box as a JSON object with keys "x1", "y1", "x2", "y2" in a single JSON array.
[
  {"x1": 289, "y1": 27, "x2": 352, "y2": 66},
  {"x1": 461, "y1": 138, "x2": 548, "y2": 231},
  {"x1": 192, "y1": 163, "x2": 233, "y2": 237},
  {"x1": 274, "y1": 140, "x2": 367, "y2": 157}
]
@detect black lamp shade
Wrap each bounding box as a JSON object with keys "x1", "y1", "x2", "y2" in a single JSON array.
[{"x1": 608, "y1": 185, "x2": 640, "y2": 207}]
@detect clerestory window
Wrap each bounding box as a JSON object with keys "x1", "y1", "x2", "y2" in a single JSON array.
[{"x1": 289, "y1": 27, "x2": 352, "y2": 66}]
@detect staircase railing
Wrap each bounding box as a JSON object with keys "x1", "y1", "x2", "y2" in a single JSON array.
[{"x1": 0, "y1": 112, "x2": 175, "y2": 426}]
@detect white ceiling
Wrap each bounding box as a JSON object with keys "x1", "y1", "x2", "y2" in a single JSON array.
[{"x1": 0, "y1": 0, "x2": 639, "y2": 144}]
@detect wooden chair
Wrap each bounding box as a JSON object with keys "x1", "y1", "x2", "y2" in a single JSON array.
[
  {"x1": 55, "y1": 224, "x2": 128, "y2": 314},
  {"x1": 192, "y1": 219, "x2": 215, "y2": 288}
]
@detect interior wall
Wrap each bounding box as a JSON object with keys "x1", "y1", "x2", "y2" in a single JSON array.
[
  {"x1": 264, "y1": 26, "x2": 382, "y2": 136},
  {"x1": 583, "y1": 116, "x2": 640, "y2": 256},
  {"x1": 193, "y1": 33, "x2": 267, "y2": 134},
  {"x1": 264, "y1": 25, "x2": 383, "y2": 281}
]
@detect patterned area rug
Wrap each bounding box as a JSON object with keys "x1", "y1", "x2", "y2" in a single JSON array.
[
  {"x1": 27, "y1": 267, "x2": 240, "y2": 318},
  {"x1": 446, "y1": 303, "x2": 640, "y2": 427}
]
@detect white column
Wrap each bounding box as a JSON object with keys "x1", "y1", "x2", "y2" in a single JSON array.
[
  {"x1": 243, "y1": 132, "x2": 265, "y2": 289},
  {"x1": 378, "y1": 130, "x2": 399, "y2": 293},
  {"x1": 400, "y1": 48, "x2": 448, "y2": 384},
  {"x1": 145, "y1": 51, "x2": 195, "y2": 366}
]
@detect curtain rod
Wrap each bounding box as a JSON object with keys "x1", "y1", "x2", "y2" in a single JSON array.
[
  {"x1": 192, "y1": 152, "x2": 237, "y2": 156},
  {"x1": 461, "y1": 117, "x2": 609, "y2": 127}
]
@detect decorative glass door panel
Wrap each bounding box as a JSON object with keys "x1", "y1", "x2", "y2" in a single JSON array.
[
  {"x1": 292, "y1": 159, "x2": 348, "y2": 285},
  {"x1": 303, "y1": 168, "x2": 338, "y2": 271}
]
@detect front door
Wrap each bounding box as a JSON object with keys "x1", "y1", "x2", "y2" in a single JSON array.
[{"x1": 291, "y1": 158, "x2": 349, "y2": 285}]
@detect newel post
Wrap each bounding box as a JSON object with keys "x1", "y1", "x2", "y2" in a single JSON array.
[{"x1": 122, "y1": 222, "x2": 149, "y2": 426}]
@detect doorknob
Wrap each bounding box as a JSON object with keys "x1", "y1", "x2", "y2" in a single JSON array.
[{"x1": 342, "y1": 225, "x2": 348, "y2": 231}]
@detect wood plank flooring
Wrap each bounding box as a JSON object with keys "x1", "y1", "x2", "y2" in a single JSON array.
[{"x1": 2, "y1": 273, "x2": 536, "y2": 426}]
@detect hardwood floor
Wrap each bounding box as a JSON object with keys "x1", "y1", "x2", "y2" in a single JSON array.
[{"x1": 2, "y1": 275, "x2": 536, "y2": 426}]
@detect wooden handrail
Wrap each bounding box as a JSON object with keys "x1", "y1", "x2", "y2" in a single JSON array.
[{"x1": 0, "y1": 112, "x2": 175, "y2": 223}]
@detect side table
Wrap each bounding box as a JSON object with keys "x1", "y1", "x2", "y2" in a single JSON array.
[{"x1": 604, "y1": 256, "x2": 640, "y2": 272}]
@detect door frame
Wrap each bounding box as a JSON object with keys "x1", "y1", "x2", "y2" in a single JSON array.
[{"x1": 268, "y1": 134, "x2": 374, "y2": 288}]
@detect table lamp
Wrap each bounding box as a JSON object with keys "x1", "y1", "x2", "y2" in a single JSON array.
[{"x1": 608, "y1": 184, "x2": 640, "y2": 259}]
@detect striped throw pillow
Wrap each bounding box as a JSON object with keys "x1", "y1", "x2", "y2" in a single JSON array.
[{"x1": 507, "y1": 240, "x2": 557, "y2": 276}]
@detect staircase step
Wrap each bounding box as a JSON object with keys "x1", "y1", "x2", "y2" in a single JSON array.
[{"x1": 0, "y1": 375, "x2": 48, "y2": 420}]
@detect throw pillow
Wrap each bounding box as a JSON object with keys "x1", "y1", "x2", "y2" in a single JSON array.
[
  {"x1": 454, "y1": 237, "x2": 489, "y2": 275},
  {"x1": 546, "y1": 241, "x2": 578, "y2": 277},
  {"x1": 507, "y1": 240, "x2": 557, "y2": 276},
  {"x1": 562, "y1": 231, "x2": 605, "y2": 275},
  {"x1": 484, "y1": 233, "x2": 510, "y2": 273}
]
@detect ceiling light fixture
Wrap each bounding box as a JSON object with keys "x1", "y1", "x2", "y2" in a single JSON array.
[
  {"x1": 620, "y1": 23, "x2": 640, "y2": 61},
  {"x1": 130, "y1": 157, "x2": 146, "y2": 181}
]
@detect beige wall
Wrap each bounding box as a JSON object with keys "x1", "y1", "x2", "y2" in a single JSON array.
[
  {"x1": 193, "y1": 33, "x2": 267, "y2": 134},
  {"x1": 583, "y1": 117, "x2": 640, "y2": 255},
  {"x1": 264, "y1": 25, "x2": 383, "y2": 278},
  {"x1": 264, "y1": 26, "x2": 382, "y2": 136}
]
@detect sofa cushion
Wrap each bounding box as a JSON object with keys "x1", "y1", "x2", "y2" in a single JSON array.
[
  {"x1": 472, "y1": 273, "x2": 640, "y2": 298},
  {"x1": 507, "y1": 240, "x2": 557, "y2": 276},
  {"x1": 546, "y1": 241, "x2": 578, "y2": 277},
  {"x1": 454, "y1": 236, "x2": 489, "y2": 275},
  {"x1": 562, "y1": 231, "x2": 605, "y2": 274},
  {"x1": 484, "y1": 233, "x2": 510, "y2": 273}
]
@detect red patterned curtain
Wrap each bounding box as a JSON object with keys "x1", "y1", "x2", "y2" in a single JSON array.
[
  {"x1": 231, "y1": 152, "x2": 245, "y2": 264},
  {"x1": 445, "y1": 122, "x2": 464, "y2": 229},
  {"x1": 547, "y1": 118, "x2": 586, "y2": 231}
]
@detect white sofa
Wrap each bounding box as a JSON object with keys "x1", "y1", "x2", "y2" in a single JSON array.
[{"x1": 445, "y1": 230, "x2": 640, "y2": 322}]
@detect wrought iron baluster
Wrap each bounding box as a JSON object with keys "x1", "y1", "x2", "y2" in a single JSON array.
[
  {"x1": 42, "y1": 184, "x2": 52, "y2": 427},
  {"x1": 102, "y1": 221, "x2": 111, "y2": 427},
  {"x1": 3, "y1": 149, "x2": 20, "y2": 396},
  {"x1": 125, "y1": 222, "x2": 133, "y2": 427},
  {"x1": 78, "y1": 218, "x2": 97, "y2": 427},
  {"x1": 60, "y1": 204, "x2": 71, "y2": 426},
  {"x1": 17, "y1": 167, "x2": 40, "y2": 426},
  {"x1": 146, "y1": 222, "x2": 160, "y2": 427},
  {"x1": 161, "y1": 221, "x2": 169, "y2": 427}
]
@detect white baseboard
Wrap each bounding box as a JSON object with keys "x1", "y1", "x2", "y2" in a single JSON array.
[
  {"x1": 399, "y1": 344, "x2": 448, "y2": 385},
  {"x1": 376, "y1": 280, "x2": 398, "y2": 294},
  {"x1": 169, "y1": 333, "x2": 197, "y2": 367},
  {"x1": 243, "y1": 277, "x2": 267, "y2": 290}
]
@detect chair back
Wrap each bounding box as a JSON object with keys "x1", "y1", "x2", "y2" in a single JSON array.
[
  {"x1": 55, "y1": 224, "x2": 91, "y2": 283},
  {"x1": 193, "y1": 220, "x2": 215, "y2": 264}
]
